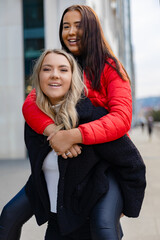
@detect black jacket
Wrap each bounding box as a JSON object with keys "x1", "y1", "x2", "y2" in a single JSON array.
[{"x1": 25, "y1": 97, "x2": 146, "y2": 235}]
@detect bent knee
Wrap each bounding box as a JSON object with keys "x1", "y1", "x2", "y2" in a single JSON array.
[
  {"x1": 0, "y1": 203, "x2": 14, "y2": 222},
  {"x1": 91, "y1": 218, "x2": 116, "y2": 230}
]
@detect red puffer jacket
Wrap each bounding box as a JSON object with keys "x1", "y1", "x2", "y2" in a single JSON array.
[{"x1": 22, "y1": 60, "x2": 132, "y2": 145}]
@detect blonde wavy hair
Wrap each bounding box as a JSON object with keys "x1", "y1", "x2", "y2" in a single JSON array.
[{"x1": 31, "y1": 49, "x2": 86, "y2": 132}]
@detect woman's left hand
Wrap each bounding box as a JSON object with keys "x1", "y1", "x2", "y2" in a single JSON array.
[{"x1": 61, "y1": 144, "x2": 82, "y2": 159}]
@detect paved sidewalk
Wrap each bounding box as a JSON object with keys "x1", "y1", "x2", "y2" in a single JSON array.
[
  {"x1": 0, "y1": 126, "x2": 160, "y2": 239},
  {"x1": 121, "y1": 126, "x2": 160, "y2": 240}
]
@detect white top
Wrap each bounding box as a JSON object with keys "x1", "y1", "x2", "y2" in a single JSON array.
[{"x1": 42, "y1": 150, "x2": 59, "y2": 213}]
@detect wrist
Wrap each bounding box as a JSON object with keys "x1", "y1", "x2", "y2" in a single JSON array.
[
  {"x1": 69, "y1": 128, "x2": 82, "y2": 144},
  {"x1": 43, "y1": 124, "x2": 56, "y2": 136}
]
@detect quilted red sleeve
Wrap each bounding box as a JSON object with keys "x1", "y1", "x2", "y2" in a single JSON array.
[
  {"x1": 78, "y1": 65, "x2": 132, "y2": 145},
  {"x1": 22, "y1": 89, "x2": 54, "y2": 134}
]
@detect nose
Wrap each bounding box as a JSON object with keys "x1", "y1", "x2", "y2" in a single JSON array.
[
  {"x1": 68, "y1": 26, "x2": 76, "y2": 35},
  {"x1": 51, "y1": 69, "x2": 59, "y2": 79}
]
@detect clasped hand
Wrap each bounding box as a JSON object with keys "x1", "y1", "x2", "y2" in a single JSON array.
[{"x1": 47, "y1": 129, "x2": 82, "y2": 159}]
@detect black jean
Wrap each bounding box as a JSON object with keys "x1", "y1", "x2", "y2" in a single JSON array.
[
  {"x1": 0, "y1": 187, "x2": 33, "y2": 240},
  {"x1": 90, "y1": 171, "x2": 123, "y2": 240},
  {"x1": 0, "y1": 172, "x2": 123, "y2": 240}
]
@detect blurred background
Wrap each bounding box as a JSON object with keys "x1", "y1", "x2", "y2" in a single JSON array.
[{"x1": 0, "y1": 0, "x2": 160, "y2": 239}]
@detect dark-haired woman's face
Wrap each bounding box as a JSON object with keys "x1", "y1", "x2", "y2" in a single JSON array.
[{"x1": 62, "y1": 10, "x2": 83, "y2": 56}]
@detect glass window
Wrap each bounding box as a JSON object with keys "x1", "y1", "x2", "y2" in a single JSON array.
[
  {"x1": 23, "y1": 0, "x2": 44, "y2": 96},
  {"x1": 23, "y1": 0, "x2": 44, "y2": 29}
]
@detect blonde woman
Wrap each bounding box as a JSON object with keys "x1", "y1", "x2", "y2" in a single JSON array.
[{"x1": 0, "y1": 49, "x2": 146, "y2": 240}]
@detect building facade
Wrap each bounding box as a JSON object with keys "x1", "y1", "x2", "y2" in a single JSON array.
[{"x1": 0, "y1": 0, "x2": 134, "y2": 159}]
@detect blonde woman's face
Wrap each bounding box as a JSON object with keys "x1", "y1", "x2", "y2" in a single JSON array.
[{"x1": 39, "y1": 52, "x2": 72, "y2": 105}]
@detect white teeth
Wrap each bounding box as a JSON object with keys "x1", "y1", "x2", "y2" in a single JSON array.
[
  {"x1": 69, "y1": 40, "x2": 76, "y2": 42},
  {"x1": 50, "y1": 84, "x2": 60, "y2": 86}
]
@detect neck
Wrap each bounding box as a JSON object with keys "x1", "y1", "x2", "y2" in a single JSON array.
[{"x1": 51, "y1": 103, "x2": 61, "y2": 108}]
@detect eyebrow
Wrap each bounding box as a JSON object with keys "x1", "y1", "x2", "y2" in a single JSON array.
[
  {"x1": 42, "y1": 64, "x2": 70, "y2": 68},
  {"x1": 59, "y1": 65, "x2": 70, "y2": 68},
  {"x1": 63, "y1": 21, "x2": 81, "y2": 25},
  {"x1": 42, "y1": 64, "x2": 52, "y2": 67}
]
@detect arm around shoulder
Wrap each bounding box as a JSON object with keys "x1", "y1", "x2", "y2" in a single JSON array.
[{"x1": 79, "y1": 64, "x2": 132, "y2": 145}]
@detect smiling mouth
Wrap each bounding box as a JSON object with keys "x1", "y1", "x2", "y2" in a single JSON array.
[
  {"x1": 68, "y1": 39, "x2": 79, "y2": 45},
  {"x1": 49, "y1": 83, "x2": 61, "y2": 87}
]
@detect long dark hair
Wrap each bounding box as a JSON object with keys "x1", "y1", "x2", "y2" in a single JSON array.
[{"x1": 59, "y1": 5, "x2": 130, "y2": 90}]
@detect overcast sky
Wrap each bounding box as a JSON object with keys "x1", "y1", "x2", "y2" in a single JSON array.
[{"x1": 131, "y1": 0, "x2": 160, "y2": 99}]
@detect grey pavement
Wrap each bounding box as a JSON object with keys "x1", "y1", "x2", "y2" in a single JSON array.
[
  {"x1": 121, "y1": 125, "x2": 160, "y2": 240},
  {"x1": 0, "y1": 125, "x2": 160, "y2": 239}
]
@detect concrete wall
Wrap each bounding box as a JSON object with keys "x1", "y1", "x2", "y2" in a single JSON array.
[
  {"x1": 0, "y1": 0, "x2": 25, "y2": 159},
  {"x1": 44, "y1": 0, "x2": 59, "y2": 49}
]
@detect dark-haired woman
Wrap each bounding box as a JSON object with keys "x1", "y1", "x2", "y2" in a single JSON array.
[{"x1": 23, "y1": 5, "x2": 132, "y2": 149}]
